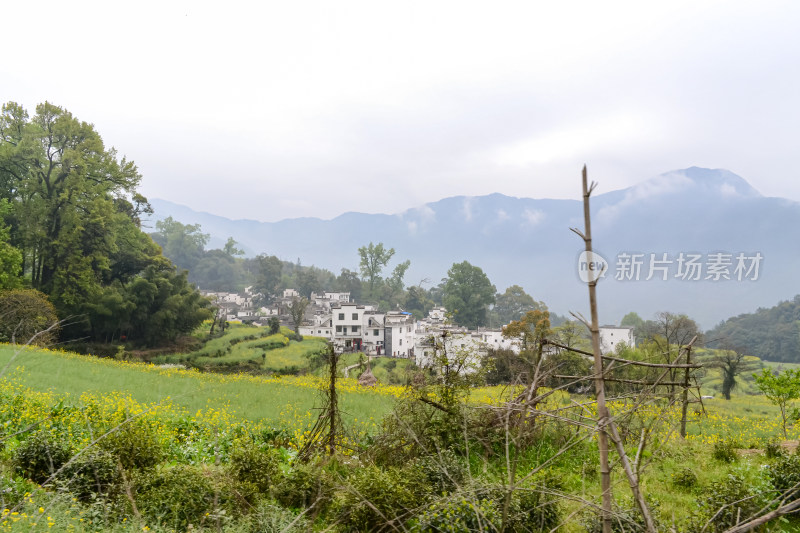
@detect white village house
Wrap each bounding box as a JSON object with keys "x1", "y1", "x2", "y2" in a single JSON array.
[{"x1": 598, "y1": 325, "x2": 635, "y2": 354}]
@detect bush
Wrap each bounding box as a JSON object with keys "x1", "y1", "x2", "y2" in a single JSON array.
[
  {"x1": 711, "y1": 440, "x2": 738, "y2": 463},
  {"x1": 335, "y1": 464, "x2": 430, "y2": 531},
  {"x1": 690, "y1": 474, "x2": 768, "y2": 533},
  {"x1": 98, "y1": 419, "x2": 164, "y2": 471},
  {"x1": 672, "y1": 467, "x2": 698, "y2": 489},
  {"x1": 417, "y1": 449, "x2": 467, "y2": 494},
  {"x1": 235, "y1": 499, "x2": 309, "y2": 533},
  {"x1": 765, "y1": 440, "x2": 784, "y2": 459},
  {"x1": 0, "y1": 289, "x2": 59, "y2": 345},
  {"x1": 767, "y1": 453, "x2": 800, "y2": 498},
  {"x1": 274, "y1": 461, "x2": 335, "y2": 512},
  {"x1": 583, "y1": 500, "x2": 661, "y2": 533},
  {"x1": 12, "y1": 430, "x2": 71, "y2": 484},
  {"x1": 229, "y1": 441, "x2": 282, "y2": 493},
  {"x1": 58, "y1": 449, "x2": 119, "y2": 501},
  {"x1": 469, "y1": 480, "x2": 561, "y2": 533},
  {"x1": 0, "y1": 474, "x2": 39, "y2": 508},
  {"x1": 133, "y1": 464, "x2": 237, "y2": 530},
  {"x1": 416, "y1": 497, "x2": 500, "y2": 532}
]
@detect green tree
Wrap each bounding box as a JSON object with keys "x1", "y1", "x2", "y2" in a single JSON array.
[
  {"x1": 0, "y1": 102, "x2": 211, "y2": 347},
  {"x1": 404, "y1": 284, "x2": 434, "y2": 319},
  {"x1": 502, "y1": 309, "x2": 552, "y2": 358},
  {"x1": 253, "y1": 254, "x2": 283, "y2": 304},
  {"x1": 124, "y1": 260, "x2": 213, "y2": 345},
  {"x1": 268, "y1": 316, "x2": 280, "y2": 335},
  {"x1": 4, "y1": 102, "x2": 144, "y2": 297},
  {"x1": 754, "y1": 367, "x2": 800, "y2": 438},
  {"x1": 442, "y1": 261, "x2": 496, "y2": 329},
  {"x1": 222, "y1": 237, "x2": 244, "y2": 257},
  {"x1": 287, "y1": 297, "x2": 309, "y2": 335},
  {"x1": 358, "y1": 242, "x2": 395, "y2": 298},
  {"x1": 295, "y1": 268, "x2": 321, "y2": 299},
  {"x1": 552, "y1": 320, "x2": 590, "y2": 351},
  {"x1": 705, "y1": 348, "x2": 759, "y2": 400},
  {"x1": 334, "y1": 268, "x2": 362, "y2": 302},
  {"x1": 493, "y1": 285, "x2": 542, "y2": 325},
  {"x1": 620, "y1": 311, "x2": 645, "y2": 331},
  {"x1": 0, "y1": 199, "x2": 22, "y2": 289},
  {"x1": 151, "y1": 217, "x2": 209, "y2": 273}
]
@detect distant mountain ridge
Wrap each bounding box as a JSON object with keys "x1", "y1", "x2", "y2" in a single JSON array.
[{"x1": 147, "y1": 168, "x2": 800, "y2": 330}]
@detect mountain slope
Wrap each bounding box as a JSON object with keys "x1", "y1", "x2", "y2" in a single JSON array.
[{"x1": 148, "y1": 168, "x2": 800, "y2": 329}]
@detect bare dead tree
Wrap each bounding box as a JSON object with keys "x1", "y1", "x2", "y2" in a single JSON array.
[{"x1": 570, "y1": 166, "x2": 657, "y2": 533}]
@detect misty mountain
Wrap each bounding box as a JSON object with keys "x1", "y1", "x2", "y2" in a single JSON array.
[{"x1": 147, "y1": 167, "x2": 800, "y2": 329}]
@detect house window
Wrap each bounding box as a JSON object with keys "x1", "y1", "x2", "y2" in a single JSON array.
[
  {"x1": 336, "y1": 326, "x2": 342, "y2": 333},
  {"x1": 338, "y1": 313, "x2": 345, "y2": 320},
  {"x1": 374, "y1": 329, "x2": 379, "y2": 336},
  {"x1": 400, "y1": 339, "x2": 403, "y2": 346},
  {"x1": 352, "y1": 326, "x2": 360, "y2": 333},
  {"x1": 407, "y1": 326, "x2": 411, "y2": 332},
  {"x1": 352, "y1": 313, "x2": 358, "y2": 320}
]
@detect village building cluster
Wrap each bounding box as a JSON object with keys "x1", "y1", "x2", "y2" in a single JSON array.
[{"x1": 201, "y1": 288, "x2": 634, "y2": 369}]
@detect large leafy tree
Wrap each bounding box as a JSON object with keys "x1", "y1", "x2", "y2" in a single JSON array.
[
  {"x1": 0, "y1": 199, "x2": 22, "y2": 289},
  {"x1": 151, "y1": 217, "x2": 209, "y2": 273},
  {"x1": 493, "y1": 284, "x2": 543, "y2": 326},
  {"x1": 0, "y1": 101, "x2": 210, "y2": 346},
  {"x1": 442, "y1": 261, "x2": 496, "y2": 329},
  {"x1": 358, "y1": 242, "x2": 394, "y2": 298},
  {"x1": 253, "y1": 254, "x2": 284, "y2": 304}
]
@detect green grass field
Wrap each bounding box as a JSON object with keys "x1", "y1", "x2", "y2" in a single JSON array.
[{"x1": 0, "y1": 344, "x2": 398, "y2": 428}]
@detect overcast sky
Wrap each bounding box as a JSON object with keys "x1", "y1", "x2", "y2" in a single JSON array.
[{"x1": 3, "y1": 0, "x2": 799, "y2": 222}]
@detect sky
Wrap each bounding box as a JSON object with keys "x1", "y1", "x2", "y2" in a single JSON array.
[{"x1": 3, "y1": 0, "x2": 800, "y2": 222}]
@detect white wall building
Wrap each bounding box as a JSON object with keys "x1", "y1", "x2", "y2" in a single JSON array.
[{"x1": 598, "y1": 326, "x2": 635, "y2": 354}]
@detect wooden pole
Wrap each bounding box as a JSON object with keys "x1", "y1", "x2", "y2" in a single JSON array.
[
  {"x1": 680, "y1": 336, "x2": 699, "y2": 438},
  {"x1": 571, "y1": 166, "x2": 657, "y2": 533},
  {"x1": 328, "y1": 345, "x2": 338, "y2": 456},
  {"x1": 572, "y1": 166, "x2": 614, "y2": 533}
]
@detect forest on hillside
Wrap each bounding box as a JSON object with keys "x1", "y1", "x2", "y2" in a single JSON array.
[
  {"x1": 0, "y1": 102, "x2": 211, "y2": 347},
  {"x1": 706, "y1": 295, "x2": 800, "y2": 363}
]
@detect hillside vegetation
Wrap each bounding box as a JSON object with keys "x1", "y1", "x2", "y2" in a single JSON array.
[{"x1": 706, "y1": 294, "x2": 800, "y2": 362}]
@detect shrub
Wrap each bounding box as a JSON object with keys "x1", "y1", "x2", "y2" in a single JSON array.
[
  {"x1": 0, "y1": 289, "x2": 59, "y2": 345},
  {"x1": 712, "y1": 440, "x2": 738, "y2": 463},
  {"x1": 690, "y1": 474, "x2": 768, "y2": 533},
  {"x1": 469, "y1": 480, "x2": 561, "y2": 532},
  {"x1": 133, "y1": 464, "x2": 236, "y2": 530},
  {"x1": 58, "y1": 449, "x2": 119, "y2": 501},
  {"x1": 672, "y1": 467, "x2": 698, "y2": 489},
  {"x1": 417, "y1": 449, "x2": 467, "y2": 494},
  {"x1": 0, "y1": 474, "x2": 39, "y2": 508},
  {"x1": 12, "y1": 430, "x2": 71, "y2": 484},
  {"x1": 229, "y1": 441, "x2": 282, "y2": 493},
  {"x1": 583, "y1": 500, "x2": 661, "y2": 533},
  {"x1": 98, "y1": 419, "x2": 164, "y2": 471},
  {"x1": 767, "y1": 453, "x2": 800, "y2": 498},
  {"x1": 335, "y1": 464, "x2": 430, "y2": 531},
  {"x1": 236, "y1": 500, "x2": 309, "y2": 533},
  {"x1": 274, "y1": 461, "x2": 335, "y2": 512},
  {"x1": 764, "y1": 440, "x2": 784, "y2": 459},
  {"x1": 416, "y1": 497, "x2": 500, "y2": 532}
]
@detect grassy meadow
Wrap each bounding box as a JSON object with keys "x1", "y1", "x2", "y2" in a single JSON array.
[{"x1": 2, "y1": 340, "x2": 800, "y2": 531}]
